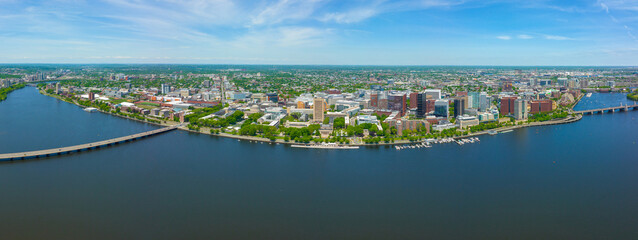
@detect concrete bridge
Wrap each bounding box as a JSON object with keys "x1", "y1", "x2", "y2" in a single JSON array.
[
  {"x1": 0, "y1": 125, "x2": 178, "y2": 162},
  {"x1": 574, "y1": 104, "x2": 638, "y2": 115}
]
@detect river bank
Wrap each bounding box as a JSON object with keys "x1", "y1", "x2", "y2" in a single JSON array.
[{"x1": 40, "y1": 88, "x2": 584, "y2": 147}]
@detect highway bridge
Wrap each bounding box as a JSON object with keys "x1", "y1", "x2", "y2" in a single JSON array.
[
  {"x1": 0, "y1": 125, "x2": 178, "y2": 162},
  {"x1": 574, "y1": 104, "x2": 638, "y2": 115}
]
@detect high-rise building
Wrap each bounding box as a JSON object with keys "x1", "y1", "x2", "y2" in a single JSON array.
[
  {"x1": 514, "y1": 99, "x2": 528, "y2": 120},
  {"x1": 479, "y1": 92, "x2": 489, "y2": 112},
  {"x1": 161, "y1": 84, "x2": 171, "y2": 95},
  {"x1": 266, "y1": 93, "x2": 278, "y2": 103},
  {"x1": 453, "y1": 97, "x2": 466, "y2": 118},
  {"x1": 388, "y1": 93, "x2": 406, "y2": 116},
  {"x1": 424, "y1": 89, "x2": 442, "y2": 100},
  {"x1": 468, "y1": 92, "x2": 479, "y2": 109},
  {"x1": 416, "y1": 93, "x2": 428, "y2": 118},
  {"x1": 313, "y1": 98, "x2": 325, "y2": 123},
  {"x1": 434, "y1": 99, "x2": 449, "y2": 118},
  {"x1": 55, "y1": 82, "x2": 60, "y2": 94},
  {"x1": 370, "y1": 93, "x2": 378, "y2": 108},
  {"x1": 500, "y1": 96, "x2": 517, "y2": 116},
  {"x1": 409, "y1": 92, "x2": 418, "y2": 109},
  {"x1": 426, "y1": 99, "x2": 436, "y2": 114},
  {"x1": 378, "y1": 98, "x2": 388, "y2": 109},
  {"x1": 530, "y1": 100, "x2": 553, "y2": 114},
  {"x1": 88, "y1": 92, "x2": 95, "y2": 100}
]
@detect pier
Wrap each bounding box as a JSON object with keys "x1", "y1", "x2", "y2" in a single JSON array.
[
  {"x1": 573, "y1": 104, "x2": 638, "y2": 115},
  {"x1": 0, "y1": 125, "x2": 178, "y2": 161}
]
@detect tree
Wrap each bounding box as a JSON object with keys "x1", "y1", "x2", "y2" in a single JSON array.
[{"x1": 333, "y1": 117, "x2": 346, "y2": 129}]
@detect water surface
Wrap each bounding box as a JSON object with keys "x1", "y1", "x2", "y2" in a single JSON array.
[{"x1": 1, "y1": 89, "x2": 637, "y2": 239}]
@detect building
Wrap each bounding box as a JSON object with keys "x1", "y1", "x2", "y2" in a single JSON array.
[
  {"x1": 469, "y1": 92, "x2": 480, "y2": 109},
  {"x1": 161, "y1": 84, "x2": 171, "y2": 95},
  {"x1": 500, "y1": 96, "x2": 517, "y2": 116},
  {"x1": 416, "y1": 93, "x2": 428, "y2": 118},
  {"x1": 453, "y1": 97, "x2": 466, "y2": 118},
  {"x1": 378, "y1": 98, "x2": 388, "y2": 109},
  {"x1": 266, "y1": 93, "x2": 279, "y2": 103},
  {"x1": 434, "y1": 99, "x2": 449, "y2": 118},
  {"x1": 387, "y1": 93, "x2": 406, "y2": 117},
  {"x1": 356, "y1": 115, "x2": 379, "y2": 125},
  {"x1": 409, "y1": 92, "x2": 418, "y2": 109},
  {"x1": 313, "y1": 98, "x2": 325, "y2": 123},
  {"x1": 479, "y1": 92, "x2": 489, "y2": 112},
  {"x1": 88, "y1": 92, "x2": 95, "y2": 100},
  {"x1": 424, "y1": 89, "x2": 442, "y2": 100},
  {"x1": 55, "y1": 82, "x2": 60, "y2": 94},
  {"x1": 514, "y1": 99, "x2": 528, "y2": 120},
  {"x1": 457, "y1": 115, "x2": 479, "y2": 129},
  {"x1": 370, "y1": 93, "x2": 378, "y2": 108},
  {"x1": 530, "y1": 100, "x2": 553, "y2": 114}
]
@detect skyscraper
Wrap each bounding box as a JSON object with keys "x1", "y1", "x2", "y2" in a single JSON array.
[
  {"x1": 434, "y1": 99, "x2": 449, "y2": 118},
  {"x1": 313, "y1": 98, "x2": 325, "y2": 123},
  {"x1": 416, "y1": 93, "x2": 428, "y2": 118},
  {"x1": 453, "y1": 97, "x2": 466, "y2": 118},
  {"x1": 161, "y1": 84, "x2": 171, "y2": 95},
  {"x1": 370, "y1": 93, "x2": 378, "y2": 108},
  {"x1": 388, "y1": 93, "x2": 406, "y2": 116},
  {"x1": 468, "y1": 92, "x2": 479, "y2": 109},
  {"x1": 500, "y1": 96, "x2": 517, "y2": 116},
  {"x1": 409, "y1": 92, "x2": 418, "y2": 109},
  {"x1": 424, "y1": 89, "x2": 442, "y2": 100},
  {"x1": 514, "y1": 99, "x2": 528, "y2": 120},
  {"x1": 479, "y1": 92, "x2": 489, "y2": 112}
]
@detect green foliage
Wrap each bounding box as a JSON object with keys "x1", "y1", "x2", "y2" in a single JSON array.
[
  {"x1": 468, "y1": 121, "x2": 502, "y2": 132},
  {"x1": 333, "y1": 117, "x2": 346, "y2": 129},
  {"x1": 528, "y1": 110, "x2": 569, "y2": 122},
  {"x1": 0, "y1": 83, "x2": 26, "y2": 101}
]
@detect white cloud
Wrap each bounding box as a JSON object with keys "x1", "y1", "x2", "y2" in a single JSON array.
[
  {"x1": 250, "y1": 0, "x2": 324, "y2": 26},
  {"x1": 544, "y1": 35, "x2": 573, "y2": 40},
  {"x1": 600, "y1": 2, "x2": 610, "y2": 13},
  {"x1": 517, "y1": 34, "x2": 533, "y2": 39},
  {"x1": 497, "y1": 35, "x2": 511, "y2": 40},
  {"x1": 320, "y1": 8, "x2": 377, "y2": 24}
]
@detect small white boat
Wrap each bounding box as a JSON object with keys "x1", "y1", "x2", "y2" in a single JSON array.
[{"x1": 291, "y1": 143, "x2": 359, "y2": 149}]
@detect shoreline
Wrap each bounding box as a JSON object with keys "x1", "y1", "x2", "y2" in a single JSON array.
[{"x1": 40, "y1": 88, "x2": 585, "y2": 148}]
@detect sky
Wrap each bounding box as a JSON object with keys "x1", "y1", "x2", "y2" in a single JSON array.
[{"x1": 1, "y1": 0, "x2": 638, "y2": 65}]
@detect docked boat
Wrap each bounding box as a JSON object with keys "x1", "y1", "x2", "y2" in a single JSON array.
[
  {"x1": 488, "y1": 130, "x2": 497, "y2": 135},
  {"x1": 84, "y1": 107, "x2": 97, "y2": 113},
  {"x1": 500, "y1": 130, "x2": 513, "y2": 133},
  {"x1": 291, "y1": 143, "x2": 359, "y2": 149}
]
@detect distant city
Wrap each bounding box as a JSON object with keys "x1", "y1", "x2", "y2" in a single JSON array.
[{"x1": 1, "y1": 65, "x2": 637, "y2": 148}]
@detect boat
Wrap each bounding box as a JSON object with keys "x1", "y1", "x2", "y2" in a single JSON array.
[
  {"x1": 83, "y1": 107, "x2": 97, "y2": 112},
  {"x1": 488, "y1": 130, "x2": 497, "y2": 135},
  {"x1": 291, "y1": 143, "x2": 359, "y2": 149},
  {"x1": 500, "y1": 130, "x2": 513, "y2": 133}
]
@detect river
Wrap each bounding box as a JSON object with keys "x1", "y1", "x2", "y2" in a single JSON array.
[{"x1": 1, "y1": 87, "x2": 637, "y2": 239}]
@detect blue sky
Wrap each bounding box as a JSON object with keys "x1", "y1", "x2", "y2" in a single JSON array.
[{"x1": 1, "y1": 0, "x2": 637, "y2": 65}]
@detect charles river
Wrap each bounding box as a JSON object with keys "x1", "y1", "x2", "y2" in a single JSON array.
[{"x1": 1, "y1": 87, "x2": 637, "y2": 239}]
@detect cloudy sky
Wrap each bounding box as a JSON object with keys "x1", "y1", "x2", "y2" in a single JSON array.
[{"x1": 1, "y1": 0, "x2": 637, "y2": 65}]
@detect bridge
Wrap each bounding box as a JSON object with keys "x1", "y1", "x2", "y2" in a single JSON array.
[
  {"x1": 0, "y1": 125, "x2": 178, "y2": 162},
  {"x1": 574, "y1": 104, "x2": 638, "y2": 115}
]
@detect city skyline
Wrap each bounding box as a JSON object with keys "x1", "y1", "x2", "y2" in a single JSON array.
[{"x1": 1, "y1": 0, "x2": 638, "y2": 65}]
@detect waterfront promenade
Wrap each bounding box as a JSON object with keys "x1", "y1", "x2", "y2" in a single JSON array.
[{"x1": 0, "y1": 125, "x2": 178, "y2": 161}]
